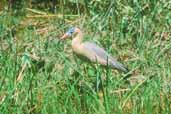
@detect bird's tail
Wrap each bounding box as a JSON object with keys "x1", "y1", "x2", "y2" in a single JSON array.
[
  {"x1": 110, "y1": 60, "x2": 132, "y2": 80},
  {"x1": 110, "y1": 59, "x2": 129, "y2": 73}
]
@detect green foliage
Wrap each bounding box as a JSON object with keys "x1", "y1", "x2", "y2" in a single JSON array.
[{"x1": 0, "y1": 0, "x2": 171, "y2": 114}]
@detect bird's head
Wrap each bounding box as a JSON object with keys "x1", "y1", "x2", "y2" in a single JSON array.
[{"x1": 60, "y1": 27, "x2": 80, "y2": 40}]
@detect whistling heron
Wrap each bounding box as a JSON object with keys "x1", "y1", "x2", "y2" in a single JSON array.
[{"x1": 61, "y1": 27, "x2": 129, "y2": 73}]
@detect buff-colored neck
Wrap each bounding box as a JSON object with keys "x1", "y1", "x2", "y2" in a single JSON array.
[{"x1": 72, "y1": 28, "x2": 83, "y2": 45}]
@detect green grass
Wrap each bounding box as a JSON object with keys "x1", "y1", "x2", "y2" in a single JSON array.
[{"x1": 0, "y1": 0, "x2": 171, "y2": 114}]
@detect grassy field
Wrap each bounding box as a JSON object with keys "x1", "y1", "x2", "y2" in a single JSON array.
[{"x1": 0, "y1": 1, "x2": 171, "y2": 114}]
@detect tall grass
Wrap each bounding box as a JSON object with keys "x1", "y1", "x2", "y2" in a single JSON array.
[{"x1": 0, "y1": 0, "x2": 171, "y2": 114}]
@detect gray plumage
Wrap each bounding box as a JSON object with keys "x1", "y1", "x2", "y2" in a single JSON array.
[
  {"x1": 83, "y1": 42, "x2": 128, "y2": 73},
  {"x1": 61, "y1": 27, "x2": 129, "y2": 73}
]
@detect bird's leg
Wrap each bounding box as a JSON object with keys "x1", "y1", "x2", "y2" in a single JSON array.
[
  {"x1": 105, "y1": 57, "x2": 110, "y2": 94},
  {"x1": 93, "y1": 64, "x2": 104, "y2": 92},
  {"x1": 73, "y1": 53, "x2": 80, "y2": 69},
  {"x1": 95, "y1": 64, "x2": 111, "y2": 113},
  {"x1": 96, "y1": 71, "x2": 101, "y2": 92},
  {"x1": 94, "y1": 64, "x2": 108, "y2": 111},
  {"x1": 73, "y1": 53, "x2": 87, "y2": 90}
]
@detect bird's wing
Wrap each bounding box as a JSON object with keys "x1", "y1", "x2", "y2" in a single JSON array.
[
  {"x1": 83, "y1": 42, "x2": 109, "y2": 60},
  {"x1": 83, "y1": 42, "x2": 128, "y2": 72}
]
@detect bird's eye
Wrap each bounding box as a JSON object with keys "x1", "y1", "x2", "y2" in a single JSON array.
[
  {"x1": 69, "y1": 31, "x2": 74, "y2": 34},
  {"x1": 69, "y1": 28, "x2": 75, "y2": 33},
  {"x1": 66, "y1": 27, "x2": 75, "y2": 36}
]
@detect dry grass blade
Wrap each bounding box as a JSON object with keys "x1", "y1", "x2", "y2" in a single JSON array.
[
  {"x1": 16, "y1": 63, "x2": 27, "y2": 83},
  {"x1": 26, "y1": 8, "x2": 48, "y2": 15},
  {"x1": 0, "y1": 93, "x2": 6, "y2": 105},
  {"x1": 110, "y1": 88, "x2": 131, "y2": 94},
  {"x1": 26, "y1": 14, "x2": 63, "y2": 18},
  {"x1": 122, "y1": 78, "x2": 147, "y2": 108}
]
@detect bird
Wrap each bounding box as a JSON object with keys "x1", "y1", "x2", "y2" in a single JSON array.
[{"x1": 61, "y1": 27, "x2": 129, "y2": 73}]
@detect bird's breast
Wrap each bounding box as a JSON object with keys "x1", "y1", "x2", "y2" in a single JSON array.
[{"x1": 72, "y1": 43, "x2": 83, "y2": 55}]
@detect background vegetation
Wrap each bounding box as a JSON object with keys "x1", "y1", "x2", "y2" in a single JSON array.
[{"x1": 0, "y1": 0, "x2": 171, "y2": 113}]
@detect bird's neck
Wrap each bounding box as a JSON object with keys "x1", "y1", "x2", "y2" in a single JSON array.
[{"x1": 72, "y1": 30, "x2": 83, "y2": 45}]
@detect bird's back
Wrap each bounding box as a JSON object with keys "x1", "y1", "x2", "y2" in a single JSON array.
[{"x1": 82, "y1": 42, "x2": 128, "y2": 73}]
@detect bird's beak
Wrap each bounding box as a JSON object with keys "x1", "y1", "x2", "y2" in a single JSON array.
[{"x1": 60, "y1": 33, "x2": 69, "y2": 40}]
